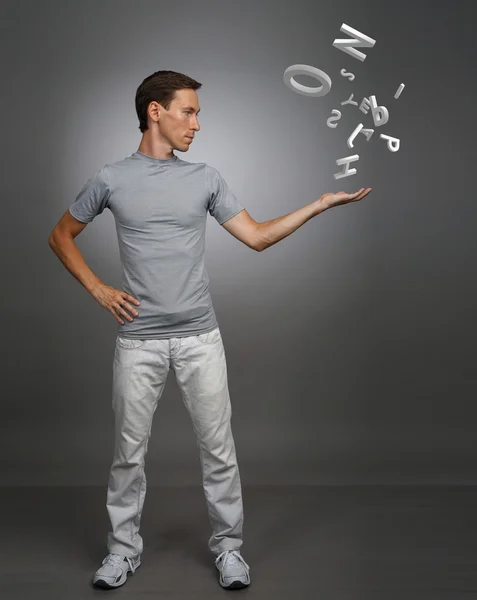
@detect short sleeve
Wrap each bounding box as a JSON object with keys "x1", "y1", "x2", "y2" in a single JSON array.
[
  {"x1": 69, "y1": 167, "x2": 111, "y2": 223},
  {"x1": 206, "y1": 164, "x2": 244, "y2": 225}
]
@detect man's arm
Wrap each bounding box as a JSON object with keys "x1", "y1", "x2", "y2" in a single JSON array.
[
  {"x1": 48, "y1": 215, "x2": 141, "y2": 325},
  {"x1": 221, "y1": 188, "x2": 372, "y2": 251},
  {"x1": 49, "y1": 231, "x2": 104, "y2": 296},
  {"x1": 48, "y1": 210, "x2": 104, "y2": 296},
  {"x1": 255, "y1": 188, "x2": 372, "y2": 251},
  {"x1": 255, "y1": 199, "x2": 327, "y2": 252}
]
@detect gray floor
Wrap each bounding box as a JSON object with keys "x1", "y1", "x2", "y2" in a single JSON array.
[{"x1": 2, "y1": 485, "x2": 476, "y2": 598}]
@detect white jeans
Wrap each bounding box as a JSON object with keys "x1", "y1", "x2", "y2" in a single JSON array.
[{"x1": 105, "y1": 326, "x2": 244, "y2": 559}]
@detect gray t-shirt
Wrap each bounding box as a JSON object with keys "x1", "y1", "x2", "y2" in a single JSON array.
[{"x1": 69, "y1": 150, "x2": 244, "y2": 339}]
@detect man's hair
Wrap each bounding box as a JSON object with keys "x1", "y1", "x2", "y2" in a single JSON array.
[{"x1": 135, "y1": 70, "x2": 202, "y2": 133}]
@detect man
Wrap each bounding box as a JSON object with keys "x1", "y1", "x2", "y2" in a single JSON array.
[{"x1": 48, "y1": 70, "x2": 371, "y2": 591}]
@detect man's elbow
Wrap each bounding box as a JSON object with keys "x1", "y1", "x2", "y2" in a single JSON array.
[{"x1": 253, "y1": 224, "x2": 264, "y2": 252}]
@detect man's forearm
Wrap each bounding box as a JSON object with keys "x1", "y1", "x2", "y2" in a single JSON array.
[
  {"x1": 48, "y1": 234, "x2": 104, "y2": 296},
  {"x1": 255, "y1": 199, "x2": 327, "y2": 252}
]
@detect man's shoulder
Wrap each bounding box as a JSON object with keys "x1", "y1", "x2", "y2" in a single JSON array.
[{"x1": 104, "y1": 154, "x2": 137, "y2": 171}]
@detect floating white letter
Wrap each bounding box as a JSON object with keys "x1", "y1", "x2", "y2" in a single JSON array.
[
  {"x1": 394, "y1": 83, "x2": 405, "y2": 99},
  {"x1": 347, "y1": 123, "x2": 374, "y2": 148},
  {"x1": 327, "y1": 109, "x2": 342, "y2": 128},
  {"x1": 333, "y1": 154, "x2": 360, "y2": 180},
  {"x1": 340, "y1": 68, "x2": 355, "y2": 81},
  {"x1": 380, "y1": 134, "x2": 400, "y2": 152},
  {"x1": 333, "y1": 23, "x2": 376, "y2": 62},
  {"x1": 283, "y1": 64, "x2": 332, "y2": 98}
]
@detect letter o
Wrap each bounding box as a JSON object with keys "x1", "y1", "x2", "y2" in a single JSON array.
[{"x1": 283, "y1": 64, "x2": 332, "y2": 98}]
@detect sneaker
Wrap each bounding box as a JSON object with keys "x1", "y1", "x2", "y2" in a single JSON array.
[
  {"x1": 92, "y1": 553, "x2": 141, "y2": 588},
  {"x1": 215, "y1": 549, "x2": 251, "y2": 589}
]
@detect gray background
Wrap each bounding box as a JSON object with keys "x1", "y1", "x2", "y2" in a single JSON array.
[{"x1": 2, "y1": 0, "x2": 475, "y2": 486}]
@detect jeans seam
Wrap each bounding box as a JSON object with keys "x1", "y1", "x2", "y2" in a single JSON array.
[{"x1": 131, "y1": 410, "x2": 154, "y2": 548}]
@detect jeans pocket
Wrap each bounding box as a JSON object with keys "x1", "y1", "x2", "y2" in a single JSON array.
[
  {"x1": 116, "y1": 336, "x2": 146, "y2": 350},
  {"x1": 196, "y1": 327, "x2": 221, "y2": 344}
]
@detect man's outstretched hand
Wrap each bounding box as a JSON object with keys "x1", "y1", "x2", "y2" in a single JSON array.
[{"x1": 318, "y1": 187, "x2": 372, "y2": 210}]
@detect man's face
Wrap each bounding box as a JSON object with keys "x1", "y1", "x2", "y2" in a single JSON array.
[{"x1": 153, "y1": 88, "x2": 201, "y2": 151}]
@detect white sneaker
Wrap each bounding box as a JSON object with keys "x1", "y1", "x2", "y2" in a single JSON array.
[
  {"x1": 92, "y1": 553, "x2": 141, "y2": 588},
  {"x1": 215, "y1": 550, "x2": 251, "y2": 588}
]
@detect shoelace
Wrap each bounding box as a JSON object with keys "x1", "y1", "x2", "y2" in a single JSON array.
[
  {"x1": 104, "y1": 553, "x2": 136, "y2": 573},
  {"x1": 215, "y1": 550, "x2": 250, "y2": 571}
]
